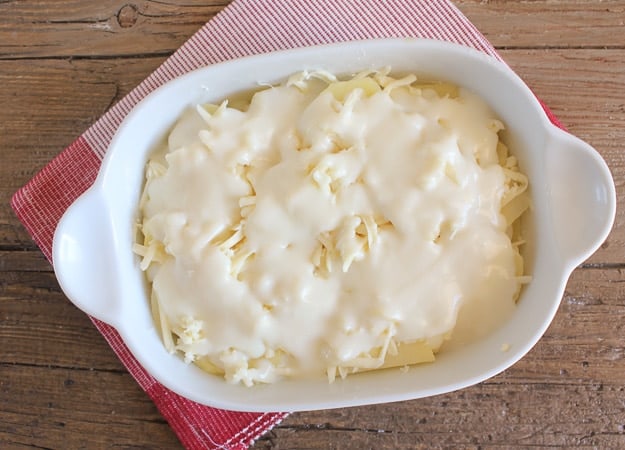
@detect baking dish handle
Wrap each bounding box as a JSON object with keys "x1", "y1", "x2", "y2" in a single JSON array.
[
  {"x1": 545, "y1": 127, "x2": 616, "y2": 267},
  {"x1": 52, "y1": 188, "x2": 121, "y2": 327}
]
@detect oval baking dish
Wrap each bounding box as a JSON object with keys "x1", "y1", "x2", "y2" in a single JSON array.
[{"x1": 52, "y1": 38, "x2": 616, "y2": 412}]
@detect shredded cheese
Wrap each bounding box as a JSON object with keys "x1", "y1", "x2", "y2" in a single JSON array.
[{"x1": 135, "y1": 70, "x2": 531, "y2": 385}]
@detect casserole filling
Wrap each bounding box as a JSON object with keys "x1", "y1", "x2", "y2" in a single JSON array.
[{"x1": 134, "y1": 69, "x2": 530, "y2": 385}]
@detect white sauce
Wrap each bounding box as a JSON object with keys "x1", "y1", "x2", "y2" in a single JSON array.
[{"x1": 138, "y1": 72, "x2": 525, "y2": 385}]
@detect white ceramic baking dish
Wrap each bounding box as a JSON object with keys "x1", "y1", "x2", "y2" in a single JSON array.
[{"x1": 52, "y1": 38, "x2": 616, "y2": 412}]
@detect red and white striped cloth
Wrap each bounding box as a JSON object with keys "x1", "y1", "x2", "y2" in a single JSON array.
[{"x1": 11, "y1": 1, "x2": 564, "y2": 448}]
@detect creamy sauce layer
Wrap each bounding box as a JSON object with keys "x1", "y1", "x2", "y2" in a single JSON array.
[{"x1": 135, "y1": 71, "x2": 528, "y2": 386}]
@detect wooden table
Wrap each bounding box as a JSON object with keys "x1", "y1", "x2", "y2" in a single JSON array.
[{"x1": 2, "y1": 1, "x2": 624, "y2": 448}]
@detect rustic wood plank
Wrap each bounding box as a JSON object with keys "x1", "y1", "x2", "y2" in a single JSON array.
[
  {"x1": 0, "y1": 57, "x2": 165, "y2": 154},
  {"x1": 0, "y1": 250, "x2": 51, "y2": 272},
  {"x1": 1, "y1": 269, "x2": 127, "y2": 371},
  {"x1": 2, "y1": 1, "x2": 625, "y2": 60},
  {"x1": 256, "y1": 380, "x2": 625, "y2": 449},
  {"x1": 456, "y1": 0, "x2": 625, "y2": 49},
  {"x1": 0, "y1": 364, "x2": 182, "y2": 449},
  {"x1": 0, "y1": 57, "x2": 165, "y2": 250},
  {"x1": 0, "y1": 0, "x2": 228, "y2": 59}
]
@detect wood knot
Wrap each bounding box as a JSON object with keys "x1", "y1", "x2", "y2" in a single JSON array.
[{"x1": 117, "y1": 3, "x2": 139, "y2": 28}]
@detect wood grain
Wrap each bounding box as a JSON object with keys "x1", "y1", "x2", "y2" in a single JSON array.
[
  {"x1": 2, "y1": 1, "x2": 624, "y2": 449},
  {"x1": 0, "y1": 0, "x2": 226, "y2": 59},
  {"x1": 457, "y1": 0, "x2": 625, "y2": 49}
]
